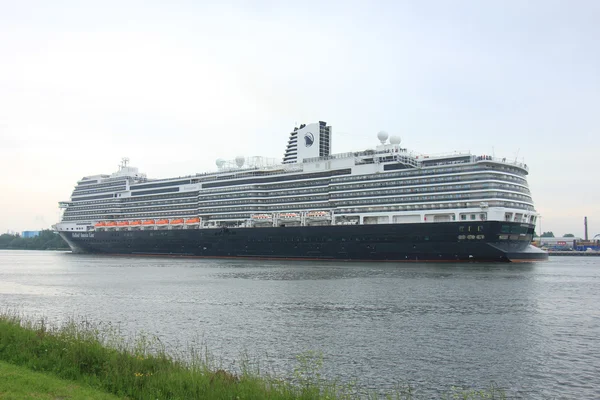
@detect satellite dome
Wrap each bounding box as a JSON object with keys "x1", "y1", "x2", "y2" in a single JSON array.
[
  {"x1": 215, "y1": 158, "x2": 225, "y2": 168},
  {"x1": 235, "y1": 156, "x2": 245, "y2": 168},
  {"x1": 389, "y1": 135, "x2": 401, "y2": 145},
  {"x1": 377, "y1": 131, "x2": 389, "y2": 144}
]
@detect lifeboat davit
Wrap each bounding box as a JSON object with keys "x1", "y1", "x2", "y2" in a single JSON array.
[
  {"x1": 170, "y1": 218, "x2": 184, "y2": 225},
  {"x1": 105, "y1": 221, "x2": 116, "y2": 227},
  {"x1": 142, "y1": 220, "x2": 155, "y2": 225},
  {"x1": 156, "y1": 219, "x2": 169, "y2": 225},
  {"x1": 185, "y1": 217, "x2": 200, "y2": 224},
  {"x1": 116, "y1": 221, "x2": 129, "y2": 227},
  {"x1": 94, "y1": 221, "x2": 106, "y2": 227},
  {"x1": 130, "y1": 220, "x2": 141, "y2": 226}
]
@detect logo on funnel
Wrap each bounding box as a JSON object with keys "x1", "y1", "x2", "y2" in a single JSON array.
[{"x1": 304, "y1": 132, "x2": 314, "y2": 147}]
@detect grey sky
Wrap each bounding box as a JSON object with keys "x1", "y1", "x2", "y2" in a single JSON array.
[{"x1": 0, "y1": 0, "x2": 598, "y2": 237}]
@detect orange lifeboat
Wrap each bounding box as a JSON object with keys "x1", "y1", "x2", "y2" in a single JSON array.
[
  {"x1": 307, "y1": 211, "x2": 329, "y2": 218},
  {"x1": 142, "y1": 220, "x2": 155, "y2": 225},
  {"x1": 94, "y1": 221, "x2": 106, "y2": 227},
  {"x1": 185, "y1": 217, "x2": 200, "y2": 224},
  {"x1": 105, "y1": 221, "x2": 116, "y2": 227},
  {"x1": 156, "y1": 219, "x2": 169, "y2": 225},
  {"x1": 116, "y1": 221, "x2": 129, "y2": 227},
  {"x1": 280, "y1": 213, "x2": 300, "y2": 219},
  {"x1": 252, "y1": 214, "x2": 272, "y2": 220},
  {"x1": 130, "y1": 220, "x2": 141, "y2": 226},
  {"x1": 170, "y1": 218, "x2": 184, "y2": 225}
]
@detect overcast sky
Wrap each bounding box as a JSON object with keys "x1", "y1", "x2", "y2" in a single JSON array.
[{"x1": 0, "y1": 0, "x2": 598, "y2": 237}]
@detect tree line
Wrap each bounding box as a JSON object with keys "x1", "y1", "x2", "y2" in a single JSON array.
[{"x1": 0, "y1": 230, "x2": 69, "y2": 250}]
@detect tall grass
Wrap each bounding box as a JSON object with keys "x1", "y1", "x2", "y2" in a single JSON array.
[{"x1": 0, "y1": 312, "x2": 507, "y2": 399}]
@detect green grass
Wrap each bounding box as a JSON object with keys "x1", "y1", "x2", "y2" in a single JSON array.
[
  {"x1": 0, "y1": 313, "x2": 348, "y2": 399},
  {"x1": 0, "y1": 360, "x2": 121, "y2": 399},
  {"x1": 0, "y1": 313, "x2": 507, "y2": 399}
]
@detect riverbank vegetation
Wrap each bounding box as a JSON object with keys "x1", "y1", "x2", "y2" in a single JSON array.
[
  {"x1": 0, "y1": 230, "x2": 68, "y2": 250},
  {"x1": 0, "y1": 360, "x2": 121, "y2": 399},
  {"x1": 0, "y1": 313, "x2": 506, "y2": 399}
]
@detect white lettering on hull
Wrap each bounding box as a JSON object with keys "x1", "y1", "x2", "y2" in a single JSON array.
[{"x1": 72, "y1": 233, "x2": 95, "y2": 238}]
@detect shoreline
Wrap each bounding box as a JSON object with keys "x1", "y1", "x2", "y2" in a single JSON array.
[
  {"x1": 547, "y1": 251, "x2": 600, "y2": 256},
  {"x1": 0, "y1": 313, "x2": 507, "y2": 399},
  {"x1": 0, "y1": 248, "x2": 69, "y2": 251}
]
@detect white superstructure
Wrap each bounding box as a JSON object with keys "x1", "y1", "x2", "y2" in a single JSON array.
[{"x1": 55, "y1": 121, "x2": 536, "y2": 233}]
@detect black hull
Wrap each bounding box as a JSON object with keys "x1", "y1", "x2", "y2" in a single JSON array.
[{"x1": 60, "y1": 221, "x2": 548, "y2": 262}]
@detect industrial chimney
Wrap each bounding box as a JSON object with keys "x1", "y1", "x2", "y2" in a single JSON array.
[{"x1": 584, "y1": 216, "x2": 588, "y2": 241}]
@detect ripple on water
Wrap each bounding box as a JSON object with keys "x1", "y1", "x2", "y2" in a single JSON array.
[{"x1": 1, "y1": 251, "x2": 600, "y2": 399}]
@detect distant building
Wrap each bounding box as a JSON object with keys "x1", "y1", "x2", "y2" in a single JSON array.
[
  {"x1": 21, "y1": 231, "x2": 41, "y2": 239},
  {"x1": 538, "y1": 236, "x2": 581, "y2": 250},
  {"x1": 534, "y1": 236, "x2": 600, "y2": 251}
]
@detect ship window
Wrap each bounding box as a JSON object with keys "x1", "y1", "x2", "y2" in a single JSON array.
[
  {"x1": 460, "y1": 215, "x2": 466, "y2": 220},
  {"x1": 470, "y1": 214, "x2": 476, "y2": 220}
]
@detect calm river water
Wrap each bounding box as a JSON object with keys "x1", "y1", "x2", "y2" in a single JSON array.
[{"x1": 1, "y1": 250, "x2": 599, "y2": 398}]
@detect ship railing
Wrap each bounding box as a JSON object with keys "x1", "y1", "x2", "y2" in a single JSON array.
[
  {"x1": 393, "y1": 154, "x2": 420, "y2": 168},
  {"x1": 415, "y1": 150, "x2": 471, "y2": 159},
  {"x1": 474, "y1": 155, "x2": 528, "y2": 171},
  {"x1": 303, "y1": 152, "x2": 355, "y2": 163},
  {"x1": 303, "y1": 147, "x2": 411, "y2": 165},
  {"x1": 303, "y1": 151, "x2": 423, "y2": 169},
  {"x1": 194, "y1": 165, "x2": 304, "y2": 183}
]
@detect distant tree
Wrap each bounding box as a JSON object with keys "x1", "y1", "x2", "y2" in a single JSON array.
[
  {"x1": 541, "y1": 232, "x2": 555, "y2": 237},
  {"x1": 563, "y1": 233, "x2": 575, "y2": 238},
  {"x1": 0, "y1": 230, "x2": 68, "y2": 250},
  {"x1": 8, "y1": 237, "x2": 25, "y2": 249},
  {"x1": 0, "y1": 234, "x2": 14, "y2": 247}
]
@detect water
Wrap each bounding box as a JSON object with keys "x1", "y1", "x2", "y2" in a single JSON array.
[{"x1": 1, "y1": 250, "x2": 599, "y2": 398}]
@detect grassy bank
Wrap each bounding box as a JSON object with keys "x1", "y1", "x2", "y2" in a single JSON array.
[
  {"x1": 0, "y1": 360, "x2": 121, "y2": 400},
  {"x1": 0, "y1": 313, "x2": 506, "y2": 399}
]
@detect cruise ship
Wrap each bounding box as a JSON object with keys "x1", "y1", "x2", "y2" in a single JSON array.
[{"x1": 54, "y1": 121, "x2": 547, "y2": 262}]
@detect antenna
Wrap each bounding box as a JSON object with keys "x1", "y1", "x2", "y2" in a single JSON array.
[
  {"x1": 120, "y1": 157, "x2": 130, "y2": 170},
  {"x1": 514, "y1": 148, "x2": 520, "y2": 163}
]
